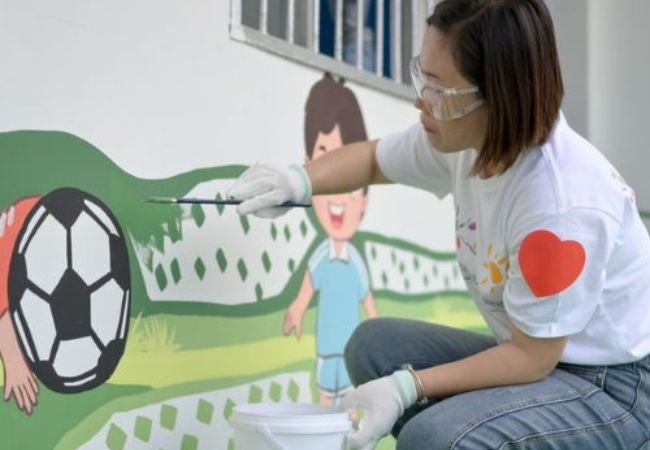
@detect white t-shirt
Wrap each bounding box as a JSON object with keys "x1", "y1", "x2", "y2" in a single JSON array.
[{"x1": 376, "y1": 114, "x2": 650, "y2": 365}]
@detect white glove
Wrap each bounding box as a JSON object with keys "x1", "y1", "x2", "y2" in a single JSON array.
[
  {"x1": 226, "y1": 163, "x2": 312, "y2": 218},
  {"x1": 340, "y1": 371, "x2": 417, "y2": 449}
]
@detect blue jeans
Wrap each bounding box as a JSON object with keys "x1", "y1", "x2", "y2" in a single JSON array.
[{"x1": 344, "y1": 318, "x2": 650, "y2": 449}]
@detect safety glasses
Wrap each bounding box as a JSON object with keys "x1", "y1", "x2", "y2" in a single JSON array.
[{"x1": 410, "y1": 55, "x2": 485, "y2": 121}]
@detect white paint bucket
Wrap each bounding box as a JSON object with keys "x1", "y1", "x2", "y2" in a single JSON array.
[{"x1": 230, "y1": 403, "x2": 353, "y2": 450}]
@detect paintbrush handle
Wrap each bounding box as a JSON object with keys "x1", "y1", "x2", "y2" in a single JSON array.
[{"x1": 146, "y1": 197, "x2": 311, "y2": 208}]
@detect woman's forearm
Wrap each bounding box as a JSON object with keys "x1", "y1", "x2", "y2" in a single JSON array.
[
  {"x1": 305, "y1": 140, "x2": 389, "y2": 195},
  {"x1": 416, "y1": 340, "x2": 559, "y2": 400}
]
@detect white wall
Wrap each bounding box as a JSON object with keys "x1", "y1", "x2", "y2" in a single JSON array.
[
  {"x1": 0, "y1": 0, "x2": 457, "y2": 251},
  {"x1": 589, "y1": 1, "x2": 650, "y2": 212},
  {"x1": 544, "y1": 1, "x2": 650, "y2": 214},
  {"x1": 0, "y1": 0, "x2": 420, "y2": 177},
  {"x1": 545, "y1": 0, "x2": 589, "y2": 138}
]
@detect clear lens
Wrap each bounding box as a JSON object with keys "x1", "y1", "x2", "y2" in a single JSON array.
[
  {"x1": 427, "y1": 88, "x2": 484, "y2": 121},
  {"x1": 410, "y1": 56, "x2": 485, "y2": 121}
]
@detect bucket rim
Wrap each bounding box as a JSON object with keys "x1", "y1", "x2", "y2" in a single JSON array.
[
  {"x1": 233, "y1": 402, "x2": 349, "y2": 418},
  {"x1": 230, "y1": 402, "x2": 352, "y2": 434}
]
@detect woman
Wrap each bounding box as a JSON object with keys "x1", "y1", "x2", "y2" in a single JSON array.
[{"x1": 227, "y1": 0, "x2": 650, "y2": 448}]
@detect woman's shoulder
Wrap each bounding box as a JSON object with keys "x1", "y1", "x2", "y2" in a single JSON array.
[{"x1": 511, "y1": 116, "x2": 627, "y2": 221}]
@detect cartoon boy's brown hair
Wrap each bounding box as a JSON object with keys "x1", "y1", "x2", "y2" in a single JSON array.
[{"x1": 304, "y1": 73, "x2": 368, "y2": 159}]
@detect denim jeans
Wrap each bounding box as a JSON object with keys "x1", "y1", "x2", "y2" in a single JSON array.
[{"x1": 344, "y1": 318, "x2": 650, "y2": 449}]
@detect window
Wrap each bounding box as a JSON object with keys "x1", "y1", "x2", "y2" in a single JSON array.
[{"x1": 230, "y1": 0, "x2": 435, "y2": 99}]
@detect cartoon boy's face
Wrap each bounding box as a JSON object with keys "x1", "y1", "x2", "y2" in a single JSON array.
[{"x1": 310, "y1": 124, "x2": 367, "y2": 242}]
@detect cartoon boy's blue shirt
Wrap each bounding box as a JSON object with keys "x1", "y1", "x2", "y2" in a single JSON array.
[{"x1": 308, "y1": 239, "x2": 369, "y2": 356}]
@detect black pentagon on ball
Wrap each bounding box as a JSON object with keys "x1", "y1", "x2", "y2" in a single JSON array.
[
  {"x1": 7, "y1": 187, "x2": 131, "y2": 394},
  {"x1": 8, "y1": 252, "x2": 28, "y2": 306},
  {"x1": 40, "y1": 187, "x2": 86, "y2": 229},
  {"x1": 49, "y1": 268, "x2": 92, "y2": 340},
  {"x1": 98, "y1": 339, "x2": 128, "y2": 382},
  {"x1": 109, "y1": 234, "x2": 130, "y2": 290}
]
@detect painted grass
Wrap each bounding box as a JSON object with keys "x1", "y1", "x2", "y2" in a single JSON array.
[
  {"x1": 0, "y1": 382, "x2": 149, "y2": 450},
  {"x1": 111, "y1": 334, "x2": 316, "y2": 388},
  {"x1": 0, "y1": 293, "x2": 487, "y2": 388},
  {"x1": 0, "y1": 293, "x2": 487, "y2": 449},
  {"x1": 379, "y1": 293, "x2": 489, "y2": 332},
  {"x1": 120, "y1": 292, "x2": 488, "y2": 352},
  {"x1": 111, "y1": 292, "x2": 486, "y2": 388}
]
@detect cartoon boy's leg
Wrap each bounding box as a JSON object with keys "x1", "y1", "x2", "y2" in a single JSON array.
[
  {"x1": 0, "y1": 198, "x2": 41, "y2": 415},
  {"x1": 317, "y1": 355, "x2": 353, "y2": 406}
]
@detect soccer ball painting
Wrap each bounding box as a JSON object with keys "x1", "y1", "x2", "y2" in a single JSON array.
[{"x1": 8, "y1": 188, "x2": 130, "y2": 393}]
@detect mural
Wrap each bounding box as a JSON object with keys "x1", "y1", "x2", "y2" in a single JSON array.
[{"x1": 0, "y1": 77, "x2": 482, "y2": 450}]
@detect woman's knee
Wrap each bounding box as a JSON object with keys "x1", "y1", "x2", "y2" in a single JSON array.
[{"x1": 344, "y1": 318, "x2": 401, "y2": 383}]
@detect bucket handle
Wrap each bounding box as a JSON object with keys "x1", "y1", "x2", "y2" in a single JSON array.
[{"x1": 260, "y1": 424, "x2": 288, "y2": 450}]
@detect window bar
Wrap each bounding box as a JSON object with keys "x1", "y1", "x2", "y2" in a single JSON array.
[
  {"x1": 376, "y1": 0, "x2": 384, "y2": 76},
  {"x1": 412, "y1": 0, "x2": 421, "y2": 59},
  {"x1": 313, "y1": 0, "x2": 321, "y2": 52},
  {"x1": 260, "y1": 0, "x2": 268, "y2": 34},
  {"x1": 335, "y1": 0, "x2": 343, "y2": 61},
  {"x1": 232, "y1": 0, "x2": 242, "y2": 27},
  {"x1": 287, "y1": 0, "x2": 295, "y2": 43},
  {"x1": 392, "y1": 0, "x2": 402, "y2": 83},
  {"x1": 356, "y1": 0, "x2": 364, "y2": 69},
  {"x1": 428, "y1": 0, "x2": 436, "y2": 15}
]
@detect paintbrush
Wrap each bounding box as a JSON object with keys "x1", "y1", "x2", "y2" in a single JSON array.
[{"x1": 146, "y1": 196, "x2": 312, "y2": 208}]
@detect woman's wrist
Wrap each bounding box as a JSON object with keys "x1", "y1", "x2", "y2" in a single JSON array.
[
  {"x1": 389, "y1": 370, "x2": 418, "y2": 411},
  {"x1": 389, "y1": 364, "x2": 429, "y2": 411},
  {"x1": 288, "y1": 164, "x2": 313, "y2": 203},
  {"x1": 401, "y1": 364, "x2": 428, "y2": 405}
]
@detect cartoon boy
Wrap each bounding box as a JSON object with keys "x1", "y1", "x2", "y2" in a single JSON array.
[
  {"x1": 283, "y1": 74, "x2": 378, "y2": 406},
  {"x1": 0, "y1": 196, "x2": 41, "y2": 415}
]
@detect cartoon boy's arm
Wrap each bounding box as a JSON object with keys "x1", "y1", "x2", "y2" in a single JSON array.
[
  {"x1": 362, "y1": 290, "x2": 378, "y2": 319},
  {"x1": 0, "y1": 311, "x2": 39, "y2": 415},
  {"x1": 283, "y1": 271, "x2": 315, "y2": 339}
]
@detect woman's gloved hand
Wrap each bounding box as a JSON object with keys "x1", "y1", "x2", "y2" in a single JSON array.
[
  {"x1": 340, "y1": 370, "x2": 418, "y2": 449},
  {"x1": 226, "y1": 163, "x2": 312, "y2": 218}
]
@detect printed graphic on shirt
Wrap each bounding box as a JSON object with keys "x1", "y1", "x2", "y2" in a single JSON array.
[
  {"x1": 519, "y1": 230, "x2": 586, "y2": 298},
  {"x1": 455, "y1": 206, "x2": 479, "y2": 290},
  {"x1": 455, "y1": 205, "x2": 477, "y2": 256},
  {"x1": 480, "y1": 243, "x2": 509, "y2": 297}
]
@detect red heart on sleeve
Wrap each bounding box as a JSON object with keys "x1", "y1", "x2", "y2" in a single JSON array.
[{"x1": 518, "y1": 230, "x2": 586, "y2": 298}]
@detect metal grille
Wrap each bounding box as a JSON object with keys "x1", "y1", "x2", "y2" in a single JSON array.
[{"x1": 231, "y1": 0, "x2": 435, "y2": 100}]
